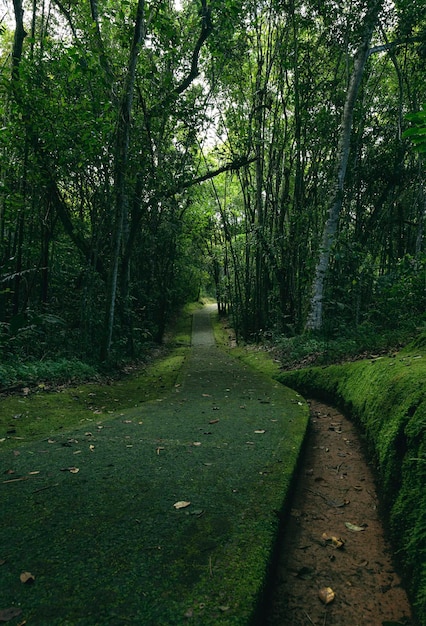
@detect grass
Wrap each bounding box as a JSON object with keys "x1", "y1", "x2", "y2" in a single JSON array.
[{"x1": 0, "y1": 305, "x2": 195, "y2": 452}]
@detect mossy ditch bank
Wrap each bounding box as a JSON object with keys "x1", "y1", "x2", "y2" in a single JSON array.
[
  {"x1": 0, "y1": 305, "x2": 308, "y2": 625},
  {"x1": 274, "y1": 345, "x2": 426, "y2": 626}
]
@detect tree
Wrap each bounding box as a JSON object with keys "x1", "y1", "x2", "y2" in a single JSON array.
[{"x1": 306, "y1": 0, "x2": 385, "y2": 331}]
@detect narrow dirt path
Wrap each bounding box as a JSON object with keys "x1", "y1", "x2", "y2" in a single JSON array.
[{"x1": 266, "y1": 400, "x2": 413, "y2": 626}]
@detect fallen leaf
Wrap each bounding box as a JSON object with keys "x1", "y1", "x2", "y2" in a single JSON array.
[
  {"x1": 345, "y1": 521, "x2": 366, "y2": 532},
  {"x1": 254, "y1": 429, "x2": 266, "y2": 434},
  {"x1": 318, "y1": 586, "x2": 335, "y2": 605},
  {"x1": 0, "y1": 607, "x2": 23, "y2": 622},
  {"x1": 202, "y1": 394, "x2": 211, "y2": 397},
  {"x1": 20, "y1": 571, "x2": 35, "y2": 584},
  {"x1": 209, "y1": 419, "x2": 219, "y2": 424},
  {"x1": 322, "y1": 532, "x2": 345, "y2": 549},
  {"x1": 173, "y1": 501, "x2": 191, "y2": 509},
  {"x1": 192, "y1": 442, "x2": 202, "y2": 446},
  {"x1": 28, "y1": 471, "x2": 40, "y2": 476},
  {"x1": 0, "y1": 438, "x2": 5, "y2": 443},
  {"x1": 89, "y1": 445, "x2": 95, "y2": 451},
  {"x1": 60, "y1": 467, "x2": 80, "y2": 474}
]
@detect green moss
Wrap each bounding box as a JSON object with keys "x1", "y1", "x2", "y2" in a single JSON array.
[
  {"x1": 0, "y1": 306, "x2": 308, "y2": 625},
  {"x1": 0, "y1": 349, "x2": 188, "y2": 450},
  {"x1": 277, "y1": 351, "x2": 426, "y2": 625}
]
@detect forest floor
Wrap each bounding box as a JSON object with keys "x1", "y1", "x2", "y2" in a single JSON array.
[{"x1": 266, "y1": 399, "x2": 414, "y2": 626}]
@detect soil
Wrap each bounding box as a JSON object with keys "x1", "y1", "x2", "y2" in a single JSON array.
[{"x1": 266, "y1": 399, "x2": 414, "y2": 626}]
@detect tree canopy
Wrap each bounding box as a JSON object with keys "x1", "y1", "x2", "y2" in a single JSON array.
[{"x1": 0, "y1": 0, "x2": 425, "y2": 365}]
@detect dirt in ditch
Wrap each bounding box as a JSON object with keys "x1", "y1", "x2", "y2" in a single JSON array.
[{"x1": 266, "y1": 399, "x2": 414, "y2": 626}]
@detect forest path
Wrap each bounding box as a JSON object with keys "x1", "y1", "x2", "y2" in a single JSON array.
[{"x1": 0, "y1": 304, "x2": 307, "y2": 625}]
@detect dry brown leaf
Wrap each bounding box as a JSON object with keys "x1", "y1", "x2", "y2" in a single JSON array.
[
  {"x1": 318, "y1": 587, "x2": 335, "y2": 605},
  {"x1": 322, "y1": 532, "x2": 345, "y2": 549},
  {"x1": 20, "y1": 571, "x2": 35, "y2": 584},
  {"x1": 173, "y1": 501, "x2": 191, "y2": 509},
  {"x1": 209, "y1": 419, "x2": 219, "y2": 424}
]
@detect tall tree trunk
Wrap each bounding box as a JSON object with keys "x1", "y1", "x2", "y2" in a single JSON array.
[
  {"x1": 101, "y1": 0, "x2": 145, "y2": 360},
  {"x1": 306, "y1": 0, "x2": 384, "y2": 331}
]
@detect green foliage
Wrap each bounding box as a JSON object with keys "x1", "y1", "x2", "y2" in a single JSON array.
[
  {"x1": 404, "y1": 104, "x2": 426, "y2": 153},
  {"x1": 0, "y1": 358, "x2": 97, "y2": 389}
]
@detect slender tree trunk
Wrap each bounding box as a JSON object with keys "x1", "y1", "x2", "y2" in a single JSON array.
[
  {"x1": 306, "y1": 0, "x2": 384, "y2": 331},
  {"x1": 101, "y1": 0, "x2": 145, "y2": 360}
]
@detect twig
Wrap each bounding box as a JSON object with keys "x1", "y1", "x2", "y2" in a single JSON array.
[
  {"x1": 33, "y1": 483, "x2": 59, "y2": 494},
  {"x1": 305, "y1": 488, "x2": 328, "y2": 502},
  {"x1": 2, "y1": 476, "x2": 30, "y2": 484},
  {"x1": 304, "y1": 611, "x2": 315, "y2": 626}
]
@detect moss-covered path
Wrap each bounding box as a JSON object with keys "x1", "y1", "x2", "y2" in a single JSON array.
[{"x1": 0, "y1": 305, "x2": 308, "y2": 625}]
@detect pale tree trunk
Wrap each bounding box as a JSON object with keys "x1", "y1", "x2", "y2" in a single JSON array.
[{"x1": 306, "y1": 0, "x2": 384, "y2": 331}]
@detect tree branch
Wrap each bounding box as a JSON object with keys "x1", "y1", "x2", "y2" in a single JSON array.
[
  {"x1": 168, "y1": 156, "x2": 257, "y2": 196},
  {"x1": 173, "y1": 0, "x2": 213, "y2": 96},
  {"x1": 368, "y1": 36, "x2": 423, "y2": 57}
]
